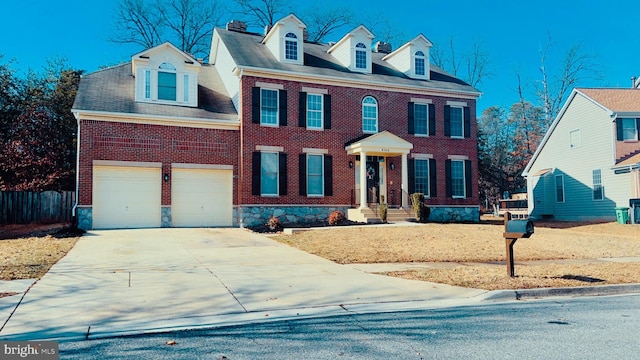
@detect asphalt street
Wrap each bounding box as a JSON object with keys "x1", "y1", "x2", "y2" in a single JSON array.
[{"x1": 60, "y1": 293, "x2": 640, "y2": 359}]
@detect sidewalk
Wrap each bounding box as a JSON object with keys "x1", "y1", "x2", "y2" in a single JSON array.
[{"x1": 0, "y1": 228, "x2": 487, "y2": 342}]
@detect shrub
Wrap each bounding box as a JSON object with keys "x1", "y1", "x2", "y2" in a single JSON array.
[
  {"x1": 379, "y1": 203, "x2": 388, "y2": 223},
  {"x1": 411, "y1": 193, "x2": 430, "y2": 223},
  {"x1": 268, "y1": 216, "x2": 281, "y2": 231},
  {"x1": 328, "y1": 210, "x2": 346, "y2": 226}
]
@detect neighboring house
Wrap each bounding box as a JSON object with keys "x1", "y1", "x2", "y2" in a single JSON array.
[
  {"x1": 72, "y1": 15, "x2": 481, "y2": 230},
  {"x1": 523, "y1": 88, "x2": 640, "y2": 221}
]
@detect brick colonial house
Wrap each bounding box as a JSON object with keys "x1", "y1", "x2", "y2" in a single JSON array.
[{"x1": 72, "y1": 15, "x2": 481, "y2": 229}]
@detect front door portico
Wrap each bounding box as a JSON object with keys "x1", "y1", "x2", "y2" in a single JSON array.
[{"x1": 345, "y1": 131, "x2": 413, "y2": 209}]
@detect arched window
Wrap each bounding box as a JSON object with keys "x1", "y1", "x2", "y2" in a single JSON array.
[
  {"x1": 415, "y1": 51, "x2": 426, "y2": 76},
  {"x1": 285, "y1": 32, "x2": 298, "y2": 61},
  {"x1": 362, "y1": 96, "x2": 378, "y2": 133},
  {"x1": 158, "y1": 62, "x2": 177, "y2": 101},
  {"x1": 355, "y1": 43, "x2": 367, "y2": 69}
]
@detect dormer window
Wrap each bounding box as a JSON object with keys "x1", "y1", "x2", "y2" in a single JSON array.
[
  {"x1": 158, "y1": 62, "x2": 177, "y2": 101},
  {"x1": 415, "y1": 51, "x2": 426, "y2": 76},
  {"x1": 285, "y1": 33, "x2": 299, "y2": 61},
  {"x1": 355, "y1": 43, "x2": 367, "y2": 69}
]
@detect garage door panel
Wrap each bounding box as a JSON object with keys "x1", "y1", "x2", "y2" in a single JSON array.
[
  {"x1": 93, "y1": 166, "x2": 161, "y2": 229},
  {"x1": 172, "y1": 168, "x2": 232, "y2": 227}
]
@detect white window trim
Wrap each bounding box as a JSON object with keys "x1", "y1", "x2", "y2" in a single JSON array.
[
  {"x1": 306, "y1": 93, "x2": 324, "y2": 130},
  {"x1": 621, "y1": 118, "x2": 639, "y2": 141},
  {"x1": 569, "y1": 128, "x2": 581, "y2": 148},
  {"x1": 451, "y1": 159, "x2": 466, "y2": 199},
  {"x1": 306, "y1": 153, "x2": 324, "y2": 197},
  {"x1": 261, "y1": 151, "x2": 279, "y2": 197},
  {"x1": 138, "y1": 67, "x2": 194, "y2": 106},
  {"x1": 414, "y1": 158, "x2": 431, "y2": 198},
  {"x1": 449, "y1": 105, "x2": 464, "y2": 139},
  {"x1": 260, "y1": 88, "x2": 279, "y2": 127},
  {"x1": 411, "y1": 153, "x2": 433, "y2": 160},
  {"x1": 362, "y1": 96, "x2": 378, "y2": 134},
  {"x1": 284, "y1": 32, "x2": 299, "y2": 62},
  {"x1": 592, "y1": 169, "x2": 604, "y2": 201},
  {"x1": 414, "y1": 103, "x2": 429, "y2": 136}
]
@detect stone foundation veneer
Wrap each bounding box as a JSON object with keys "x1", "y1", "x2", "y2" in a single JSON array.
[
  {"x1": 161, "y1": 207, "x2": 172, "y2": 227},
  {"x1": 77, "y1": 207, "x2": 92, "y2": 230},
  {"x1": 428, "y1": 206, "x2": 480, "y2": 223},
  {"x1": 235, "y1": 206, "x2": 349, "y2": 228}
]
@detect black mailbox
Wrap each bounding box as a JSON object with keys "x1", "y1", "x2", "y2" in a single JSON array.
[{"x1": 504, "y1": 219, "x2": 534, "y2": 239}]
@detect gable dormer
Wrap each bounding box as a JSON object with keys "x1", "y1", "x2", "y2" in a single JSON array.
[
  {"x1": 132, "y1": 42, "x2": 201, "y2": 107},
  {"x1": 382, "y1": 34, "x2": 433, "y2": 80},
  {"x1": 262, "y1": 14, "x2": 306, "y2": 65},
  {"x1": 327, "y1": 25, "x2": 375, "y2": 74}
]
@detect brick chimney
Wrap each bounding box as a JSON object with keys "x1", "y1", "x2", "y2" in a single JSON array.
[
  {"x1": 375, "y1": 41, "x2": 392, "y2": 54},
  {"x1": 226, "y1": 20, "x2": 247, "y2": 32}
]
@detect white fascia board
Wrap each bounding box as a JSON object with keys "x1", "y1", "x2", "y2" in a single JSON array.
[
  {"x1": 72, "y1": 109, "x2": 240, "y2": 130},
  {"x1": 236, "y1": 66, "x2": 481, "y2": 99}
]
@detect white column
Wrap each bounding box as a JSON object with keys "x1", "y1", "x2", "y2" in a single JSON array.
[
  {"x1": 401, "y1": 153, "x2": 409, "y2": 209},
  {"x1": 359, "y1": 151, "x2": 368, "y2": 209}
]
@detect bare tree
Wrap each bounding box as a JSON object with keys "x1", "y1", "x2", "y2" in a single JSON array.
[
  {"x1": 358, "y1": 11, "x2": 406, "y2": 47},
  {"x1": 536, "y1": 34, "x2": 602, "y2": 126},
  {"x1": 111, "y1": 0, "x2": 222, "y2": 60},
  {"x1": 232, "y1": 0, "x2": 289, "y2": 29},
  {"x1": 430, "y1": 36, "x2": 492, "y2": 88},
  {"x1": 301, "y1": 5, "x2": 352, "y2": 43},
  {"x1": 111, "y1": 0, "x2": 163, "y2": 49}
]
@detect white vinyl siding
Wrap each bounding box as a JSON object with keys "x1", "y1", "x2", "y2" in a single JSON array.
[{"x1": 569, "y1": 129, "x2": 581, "y2": 148}]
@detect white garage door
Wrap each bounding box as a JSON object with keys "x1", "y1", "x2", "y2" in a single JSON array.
[
  {"x1": 171, "y1": 168, "x2": 233, "y2": 227},
  {"x1": 93, "y1": 166, "x2": 162, "y2": 229}
]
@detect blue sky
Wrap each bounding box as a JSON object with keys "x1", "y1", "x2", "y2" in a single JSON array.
[{"x1": 2, "y1": 0, "x2": 639, "y2": 114}]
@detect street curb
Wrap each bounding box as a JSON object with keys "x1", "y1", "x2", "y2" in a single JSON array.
[{"x1": 479, "y1": 283, "x2": 640, "y2": 301}]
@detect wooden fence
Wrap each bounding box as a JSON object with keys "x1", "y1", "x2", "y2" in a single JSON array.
[{"x1": 0, "y1": 191, "x2": 75, "y2": 224}]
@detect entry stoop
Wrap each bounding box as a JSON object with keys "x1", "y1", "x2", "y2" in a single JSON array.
[{"x1": 347, "y1": 208, "x2": 413, "y2": 223}]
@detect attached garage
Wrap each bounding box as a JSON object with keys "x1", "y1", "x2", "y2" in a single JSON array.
[
  {"x1": 92, "y1": 163, "x2": 162, "y2": 229},
  {"x1": 171, "y1": 165, "x2": 233, "y2": 227}
]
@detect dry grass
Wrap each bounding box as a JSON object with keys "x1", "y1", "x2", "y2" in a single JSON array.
[
  {"x1": 0, "y1": 224, "x2": 80, "y2": 281},
  {"x1": 272, "y1": 217, "x2": 640, "y2": 290}
]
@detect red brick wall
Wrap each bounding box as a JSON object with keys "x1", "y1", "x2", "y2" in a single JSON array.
[
  {"x1": 239, "y1": 76, "x2": 479, "y2": 207},
  {"x1": 616, "y1": 140, "x2": 640, "y2": 162},
  {"x1": 78, "y1": 120, "x2": 239, "y2": 205}
]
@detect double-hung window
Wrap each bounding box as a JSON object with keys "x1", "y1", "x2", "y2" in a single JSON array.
[
  {"x1": 592, "y1": 169, "x2": 603, "y2": 201},
  {"x1": 414, "y1": 159, "x2": 430, "y2": 197},
  {"x1": 261, "y1": 89, "x2": 279, "y2": 126},
  {"x1": 414, "y1": 103, "x2": 428, "y2": 135},
  {"x1": 415, "y1": 51, "x2": 426, "y2": 76},
  {"x1": 260, "y1": 152, "x2": 279, "y2": 196},
  {"x1": 285, "y1": 32, "x2": 298, "y2": 61},
  {"x1": 307, "y1": 154, "x2": 324, "y2": 196},
  {"x1": 355, "y1": 43, "x2": 367, "y2": 69},
  {"x1": 158, "y1": 62, "x2": 177, "y2": 101},
  {"x1": 621, "y1": 118, "x2": 638, "y2": 141},
  {"x1": 306, "y1": 94, "x2": 323, "y2": 129},
  {"x1": 450, "y1": 160, "x2": 465, "y2": 198},
  {"x1": 362, "y1": 96, "x2": 378, "y2": 133},
  {"x1": 449, "y1": 106, "x2": 463, "y2": 138},
  {"x1": 555, "y1": 174, "x2": 565, "y2": 203}
]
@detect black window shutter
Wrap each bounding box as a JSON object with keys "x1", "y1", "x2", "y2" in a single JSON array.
[
  {"x1": 428, "y1": 104, "x2": 436, "y2": 136},
  {"x1": 251, "y1": 87, "x2": 260, "y2": 124},
  {"x1": 464, "y1": 107, "x2": 471, "y2": 138},
  {"x1": 299, "y1": 154, "x2": 307, "y2": 196},
  {"x1": 324, "y1": 155, "x2": 333, "y2": 196},
  {"x1": 636, "y1": 118, "x2": 640, "y2": 139},
  {"x1": 408, "y1": 102, "x2": 415, "y2": 135},
  {"x1": 279, "y1": 89, "x2": 287, "y2": 126},
  {"x1": 616, "y1": 118, "x2": 623, "y2": 141},
  {"x1": 444, "y1": 105, "x2": 451, "y2": 137},
  {"x1": 429, "y1": 159, "x2": 437, "y2": 198},
  {"x1": 324, "y1": 94, "x2": 332, "y2": 129},
  {"x1": 298, "y1": 92, "x2": 307, "y2": 127},
  {"x1": 279, "y1": 153, "x2": 287, "y2": 196},
  {"x1": 465, "y1": 160, "x2": 473, "y2": 198},
  {"x1": 445, "y1": 159, "x2": 452, "y2": 198},
  {"x1": 408, "y1": 158, "x2": 415, "y2": 195},
  {"x1": 252, "y1": 152, "x2": 261, "y2": 195}
]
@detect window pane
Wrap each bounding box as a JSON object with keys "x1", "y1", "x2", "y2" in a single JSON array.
[
  {"x1": 451, "y1": 161, "x2": 465, "y2": 197},
  {"x1": 285, "y1": 34, "x2": 298, "y2": 60},
  {"x1": 450, "y1": 107, "x2": 463, "y2": 137},
  {"x1": 355, "y1": 44, "x2": 367, "y2": 69},
  {"x1": 592, "y1": 169, "x2": 603, "y2": 200},
  {"x1": 158, "y1": 72, "x2": 176, "y2": 101},
  {"x1": 622, "y1": 118, "x2": 637, "y2": 140},
  {"x1": 183, "y1": 74, "x2": 189, "y2": 102},
  {"x1": 307, "y1": 154, "x2": 323, "y2": 196},
  {"x1": 144, "y1": 70, "x2": 151, "y2": 99},
  {"x1": 362, "y1": 97, "x2": 378, "y2": 133},
  {"x1": 415, "y1": 57, "x2": 425, "y2": 76},
  {"x1": 307, "y1": 94, "x2": 323, "y2": 128},
  {"x1": 415, "y1": 159, "x2": 429, "y2": 196},
  {"x1": 261, "y1": 89, "x2": 278, "y2": 125},
  {"x1": 555, "y1": 175, "x2": 564, "y2": 202},
  {"x1": 414, "y1": 104, "x2": 428, "y2": 135},
  {"x1": 261, "y1": 152, "x2": 278, "y2": 195}
]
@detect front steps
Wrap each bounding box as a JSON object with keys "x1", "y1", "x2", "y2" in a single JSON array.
[{"x1": 347, "y1": 207, "x2": 414, "y2": 224}]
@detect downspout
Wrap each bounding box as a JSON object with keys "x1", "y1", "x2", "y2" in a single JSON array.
[
  {"x1": 233, "y1": 67, "x2": 244, "y2": 227},
  {"x1": 72, "y1": 111, "x2": 81, "y2": 227}
]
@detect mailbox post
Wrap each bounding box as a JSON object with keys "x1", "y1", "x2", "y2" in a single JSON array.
[{"x1": 502, "y1": 211, "x2": 534, "y2": 277}]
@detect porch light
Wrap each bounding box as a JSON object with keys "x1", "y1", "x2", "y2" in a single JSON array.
[
  {"x1": 349, "y1": 161, "x2": 354, "y2": 168},
  {"x1": 164, "y1": 173, "x2": 170, "y2": 182},
  {"x1": 390, "y1": 162, "x2": 395, "y2": 170}
]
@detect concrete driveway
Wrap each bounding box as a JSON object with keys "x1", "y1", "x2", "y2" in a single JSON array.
[{"x1": 0, "y1": 228, "x2": 487, "y2": 341}]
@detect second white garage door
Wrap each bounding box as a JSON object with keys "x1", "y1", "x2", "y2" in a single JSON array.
[{"x1": 171, "y1": 167, "x2": 233, "y2": 227}]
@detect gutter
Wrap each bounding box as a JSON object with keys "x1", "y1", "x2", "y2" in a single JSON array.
[{"x1": 72, "y1": 111, "x2": 80, "y2": 226}]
